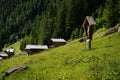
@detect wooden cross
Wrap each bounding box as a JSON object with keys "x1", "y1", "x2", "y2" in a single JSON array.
[{"x1": 83, "y1": 16, "x2": 96, "y2": 50}]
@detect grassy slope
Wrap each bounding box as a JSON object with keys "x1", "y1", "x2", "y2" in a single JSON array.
[{"x1": 0, "y1": 31, "x2": 120, "y2": 80}]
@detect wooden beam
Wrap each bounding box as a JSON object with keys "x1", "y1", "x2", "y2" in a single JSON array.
[{"x1": 5, "y1": 65, "x2": 27, "y2": 76}]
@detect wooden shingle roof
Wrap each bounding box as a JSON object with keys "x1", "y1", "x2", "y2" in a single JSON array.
[
  {"x1": 51, "y1": 38, "x2": 66, "y2": 43},
  {"x1": 6, "y1": 49, "x2": 15, "y2": 53},
  {"x1": 83, "y1": 16, "x2": 96, "y2": 27},
  {"x1": 25, "y1": 45, "x2": 48, "y2": 50},
  {"x1": 0, "y1": 52, "x2": 8, "y2": 57}
]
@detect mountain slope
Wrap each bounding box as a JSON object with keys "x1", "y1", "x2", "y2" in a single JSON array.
[
  {"x1": 0, "y1": 31, "x2": 120, "y2": 80},
  {"x1": 0, "y1": 0, "x2": 104, "y2": 50}
]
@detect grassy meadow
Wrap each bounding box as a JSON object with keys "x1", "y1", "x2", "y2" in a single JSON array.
[{"x1": 0, "y1": 30, "x2": 120, "y2": 80}]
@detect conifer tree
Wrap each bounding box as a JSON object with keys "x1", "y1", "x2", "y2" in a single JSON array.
[{"x1": 103, "y1": 0, "x2": 118, "y2": 28}]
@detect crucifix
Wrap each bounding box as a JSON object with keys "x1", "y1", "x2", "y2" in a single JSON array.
[{"x1": 83, "y1": 16, "x2": 96, "y2": 50}]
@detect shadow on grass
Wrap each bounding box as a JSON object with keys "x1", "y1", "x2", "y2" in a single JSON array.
[
  {"x1": 82, "y1": 48, "x2": 97, "y2": 52},
  {"x1": 105, "y1": 45, "x2": 113, "y2": 48}
]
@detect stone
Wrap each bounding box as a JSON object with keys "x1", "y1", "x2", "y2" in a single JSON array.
[
  {"x1": 102, "y1": 27, "x2": 118, "y2": 37},
  {"x1": 79, "y1": 37, "x2": 86, "y2": 42},
  {"x1": 86, "y1": 39, "x2": 91, "y2": 50},
  {"x1": 118, "y1": 27, "x2": 120, "y2": 32}
]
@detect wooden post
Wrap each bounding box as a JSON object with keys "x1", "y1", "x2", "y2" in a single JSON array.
[
  {"x1": 83, "y1": 16, "x2": 96, "y2": 50},
  {"x1": 86, "y1": 39, "x2": 91, "y2": 50}
]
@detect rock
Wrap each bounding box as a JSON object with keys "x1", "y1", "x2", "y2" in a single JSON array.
[
  {"x1": 86, "y1": 39, "x2": 91, "y2": 50},
  {"x1": 118, "y1": 27, "x2": 120, "y2": 32},
  {"x1": 102, "y1": 27, "x2": 119, "y2": 37},
  {"x1": 0, "y1": 57, "x2": 2, "y2": 61},
  {"x1": 79, "y1": 37, "x2": 86, "y2": 42}
]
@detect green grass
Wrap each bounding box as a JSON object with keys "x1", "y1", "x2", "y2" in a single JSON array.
[
  {"x1": 0, "y1": 31, "x2": 120, "y2": 80},
  {"x1": 3, "y1": 41, "x2": 25, "y2": 55},
  {"x1": 93, "y1": 27, "x2": 107, "y2": 39}
]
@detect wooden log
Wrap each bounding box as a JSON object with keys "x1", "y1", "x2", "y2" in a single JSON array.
[
  {"x1": 5, "y1": 65, "x2": 27, "y2": 76},
  {"x1": 102, "y1": 27, "x2": 118, "y2": 37}
]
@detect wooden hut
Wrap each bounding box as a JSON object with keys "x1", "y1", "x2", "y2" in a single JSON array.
[
  {"x1": 50, "y1": 38, "x2": 66, "y2": 47},
  {"x1": 6, "y1": 48, "x2": 15, "y2": 57},
  {"x1": 83, "y1": 16, "x2": 96, "y2": 39},
  {"x1": 25, "y1": 45, "x2": 48, "y2": 55},
  {"x1": 0, "y1": 52, "x2": 8, "y2": 59}
]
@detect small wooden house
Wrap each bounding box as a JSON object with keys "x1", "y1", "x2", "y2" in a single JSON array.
[
  {"x1": 0, "y1": 52, "x2": 8, "y2": 59},
  {"x1": 50, "y1": 38, "x2": 66, "y2": 47},
  {"x1": 83, "y1": 16, "x2": 96, "y2": 39},
  {"x1": 6, "y1": 48, "x2": 15, "y2": 57},
  {"x1": 25, "y1": 45, "x2": 48, "y2": 55}
]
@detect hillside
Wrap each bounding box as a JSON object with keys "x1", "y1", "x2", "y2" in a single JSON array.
[
  {"x1": 0, "y1": 0, "x2": 102, "y2": 50},
  {"x1": 1, "y1": 0, "x2": 120, "y2": 79},
  {"x1": 0, "y1": 31, "x2": 120, "y2": 80},
  {"x1": 3, "y1": 41, "x2": 24, "y2": 55}
]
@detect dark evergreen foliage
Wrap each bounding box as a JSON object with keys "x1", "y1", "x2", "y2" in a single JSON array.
[{"x1": 0, "y1": 0, "x2": 120, "y2": 50}]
